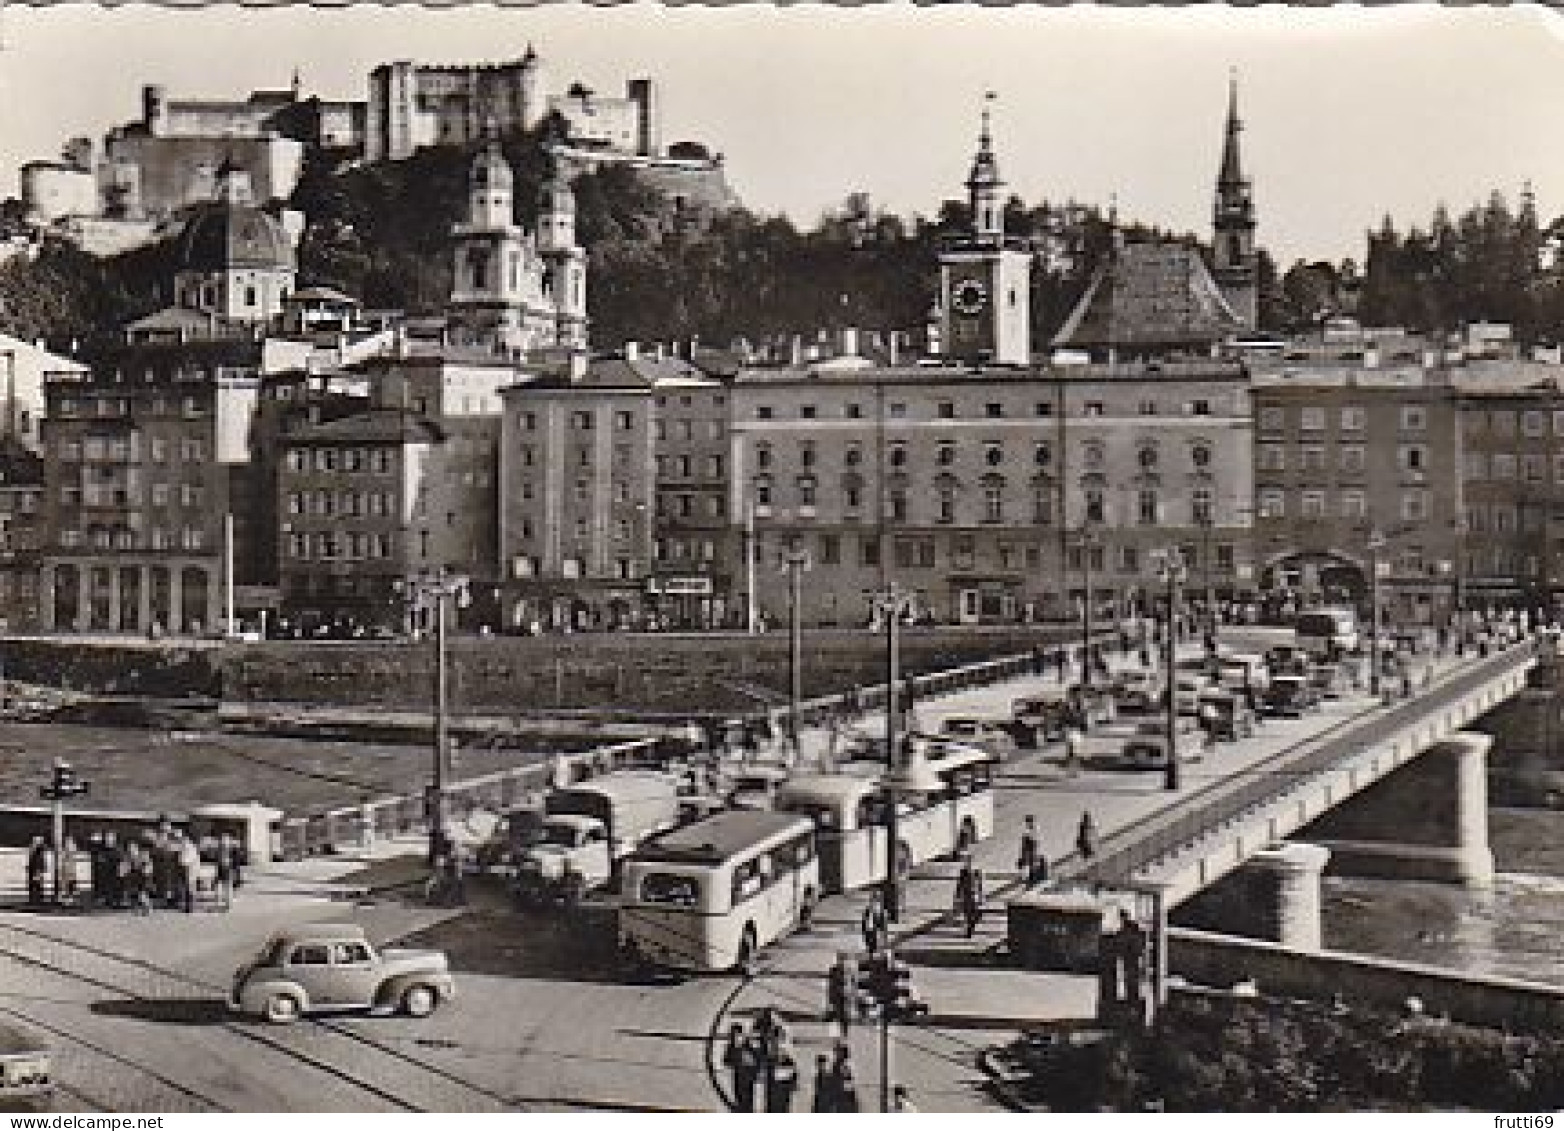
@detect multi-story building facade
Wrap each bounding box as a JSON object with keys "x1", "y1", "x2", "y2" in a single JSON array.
[
  {"x1": 0, "y1": 438, "x2": 45, "y2": 631},
  {"x1": 498, "y1": 354, "x2": 657, "y2": 631},
  {"x1": 38, "y1": 337, "x2": 262, "y2": 634},
  {"x1": 731, "y1": 356, "x2": 1254, "y2": 628},
  {"x1": 1251, "y1": 361, "x2": 1463, "y2": 623}
]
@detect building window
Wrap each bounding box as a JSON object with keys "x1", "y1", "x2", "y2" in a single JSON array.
[
  {"x1": 820, "y1": 534, "x2": 840, "y2": 566},
  {"x1": 1402, "y1": 490, "x2": 1429, "y2": 522},
  {"x1": 1035, "y1": 402, "x2": 1053, "y2": 418},
  {"x1": 983, "y1": 485, "x2": 1004, "y2": 523},
  {"x1": 1493, "y1": 454, "x2": 1517, "y2": 480},
  {"x1": 798, "y1": 478, "x2": 817, "y2": 508},
  {"x1": 953, "y1": 535, "x2": 975, "y2": 570},
  {"x1": 1398, "y1": 445, "x2": 1427, "y2": 473},
  {"x1": 1258, "y1": 489, "x2": 1285, "y2": 519},
  {"x1": 1137, "y1": 490, "x2": 1158, "y2": 525},
  {"x1": 889, "y1": 490, "x2": 907, "y2": 522},
  {"x1": 1138, "y1": 399, "x2": 1158, "y2": 416},
  {"x1": 844, "y1": 445, "x2": 862, "y2": 468},
  {"x1": 889, "y1": 403, "x2": 907, "y2": 418},
  {"x1": 1301, "y1": 490, "x2": 1326, "y2": 519},
  {"x1": 1119, "y1": 545, "x2": 1139, "y2": 573},
  {"x1": 985, "y1": 444, "x2": 1003, "y2": 467},
  {"x1": 938, "y1": 487, "x2": 955, "y2": 523},
  {"x1": 1299, "y1": 407, "x2": 1325, "y2": 431},
  {"x1": 1137, "y1": 445, "x2": 1158, "y2": 470},
  {"x1": 1258, "y1": 444, "x2": 1285, "y2": 471},
  {"x1": 933, "y1": 443, "x2": 955, "y2": 468},
  {"x1": 845, "y1": 485, "x2": 862, "y2": 510},
  {"x1": 861, "y1": 537, "x2": 881, "y2": 567},
  {"x1": 1341, "y1": 489, "x2": 1367, "y2": 519},
  {"x1": 572, "y1": 411, "x2": 594, "y2": 431},
  {"x1": 615, "y1": 410, "x2": 634, "y2": 430},
  {"x1": 1084, "y1": 488, "x2": 1105, "y2": 524},
  {"x1": 1525, "y1": 454, "x2": 1546, "y2": 482},
  {"x1": 845, "y1": 404, "x2": 862, "y2": 419},
  {"x1": 1191, "y1": 489, "x2": 1212, "y2": 524},
  {"x1": 1400, "y1": 405, "x2": 1427, "y2": 432},
  {"x1": 1084, "y1": 402, "x2": 1104, "y2": 417},
  {"x1": 1465, "y1": 452, "x2": 1486, "y2": 480},
  {"x1": 1259, "y1": 406, "x2": 1285, "y2": 431},
  {"x1": 937, "y1": 402, "x2": 955, "y2": 419},
  {"x1": 1491, "y1": 410, "x2": 1516, "y2": 436},
  {"x1": 800, "y1": 442, "x2": 816, "y2": 469},
  {"x1": 800, "y1": 405, "x2": 817, "y2": 420},
  {"x1": 756, "y1": 444, "x2": 772, "y2": 470},
  {"x1": 889, "y1": 444, "x2": 908, "y2": 468},
  {"x1": 1034, "y1": 442, "x2": 1052, "y2": 468},
  {"x1": 1033, "y1": 488, "x2": 1053, "y2": 525},
  {"x1": 1082, "y1": 441, "x2": 1104, "y2": 470},
  {"x1": 1340, "y1": 406, "x2": 1365, "y2": 432},
  {"x1": 985, "y1": 403, "x2": 1004, "y2": 419},
  {"x1": 1301, "y1": 446, "x2": 1326, "y2": 472},
  {"x1": 1340, "y1": 445, "x2": 1365, "y2": 474},
  {"x1": 1523, "y1": 410, "x2": 1546, "y2": 437}
]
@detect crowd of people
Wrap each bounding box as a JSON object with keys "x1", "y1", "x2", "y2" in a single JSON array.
[{"x1": 25, "y1": 821, "x2": 243, "y2": 914}]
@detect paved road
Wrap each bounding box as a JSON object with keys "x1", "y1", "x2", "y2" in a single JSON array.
[{"x1": 0, "y1": 626, "x2": 1504, "y2": 1113}]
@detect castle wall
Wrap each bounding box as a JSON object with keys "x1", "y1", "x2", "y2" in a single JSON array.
[{"x1": 101, "y1": 134, "x2": 304, "y2": 220}]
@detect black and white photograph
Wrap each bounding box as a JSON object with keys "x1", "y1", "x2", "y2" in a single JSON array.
[{"x1": 2, "y1": 0, "x2": 1564, "y2": 1114}]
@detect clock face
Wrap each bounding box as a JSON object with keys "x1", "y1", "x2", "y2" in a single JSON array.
[{"x1": 952, "y1": 277, "x2": 989, "y2": 317}]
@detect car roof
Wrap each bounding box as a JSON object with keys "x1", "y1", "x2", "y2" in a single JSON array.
[{"x1": 267, "y1": 922, "x2": 369, "y2": 947}]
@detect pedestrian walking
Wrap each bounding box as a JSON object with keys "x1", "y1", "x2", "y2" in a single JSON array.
[
  {"x1": 214, "y1": 832, "x2": 239, "y2": 910},
  {"x1": 723, "y1": 1022, "x2": 761, "y2": 1112},
  {"x1": 123, "y1": 843, "x2": 152, "y2": 915},
  {"x1": 833, "y1": 1058, "x2": 861, "y2": 1113},
  {"x1": 826, "y1": 952, "x2": 856, "y2": 1037},
  {"x1": 752, "y1": 1006, "x2": 785, "y2": 1065},
  {"x1": 177, "y1": 834, "x2": 202, "y2": 913},
  {"x1": 810, "y1": 1053, "x2": 836, "y2": 1112},
  {"x1": 101, "y1": 832, "x2": 123, "y2": 908},
  {"x1": 25, "y1": 837, "x2": 47, "y2": 906},
  {"x1": 764, "y1": 1033, "x2": 799, "y2": 1113},
  {"x1": 954, "y1": 858, "x2": 984, "y2": 938},
  {"x1": 1017, "y1": 815, "x2": 1045, "y2": 886},
  {"x1": 1077, "y1": 810, "x2": 1099, "y2": 861},
  {"x1": 1030, "y1": 645, "x2": 1045, "y2": 677},
  {"x1": 1064, "y1": 723, "x2": 1084, "y2": 772},
  {"x1": 86, "y1": 832, "x2": 105, "y2": 907},
  {"x1": 861, "y1": 890, "x2": 889, "y2": 954},
  {"x1": 58, "y1": 837, "x2": 79, "y2": 905}
]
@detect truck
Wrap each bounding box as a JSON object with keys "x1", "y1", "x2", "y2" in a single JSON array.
[
  {"x1": 513, "y1": 771, "x2": 682, "y2": 906},
  {"x1": 0, "y1": 1022, "x2": 51, "y2": 1112}
]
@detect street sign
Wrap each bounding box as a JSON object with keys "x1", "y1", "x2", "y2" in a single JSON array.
[{"x1": 648, "y1": 576, "x2": 712, "y2": 596}]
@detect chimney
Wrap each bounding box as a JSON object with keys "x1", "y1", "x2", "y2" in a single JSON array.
[
  {"x1": 568, "y1": 351, "x2": 588, "y2": 383},
  {"x1": 840, "y1": 327, "x2": 858, "y2": 357},
  {"x1": 624, "y1": 340, "x2": 640, "y2": 362}
]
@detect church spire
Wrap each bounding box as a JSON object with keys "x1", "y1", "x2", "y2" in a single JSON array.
[
  {"x1": 1212, "y1": 70, "x2": 1258, "y2": 331},
  {"x1": 1218, "y1": 70, "x2": 1244, "y2": 188},
  {"x1": 967, "y1": 91, "x2": 1004, "y2": 242}
]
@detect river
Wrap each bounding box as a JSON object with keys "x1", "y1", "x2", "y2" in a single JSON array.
[{"x1": 1321, "y1": 806, "x2": 1564, "y2": 986}]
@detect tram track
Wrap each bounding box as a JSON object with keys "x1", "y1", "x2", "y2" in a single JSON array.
[{"x1": 0, "y1": 922, "x2": 518, "y2": 1112}]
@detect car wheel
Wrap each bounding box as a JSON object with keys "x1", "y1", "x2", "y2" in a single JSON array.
[
  {"x1": 264, "y1": 992, "x2": 302, "y2": 1024},
  {"x1": 402, "y1": 983, "x2": 439, "y2": 1018}
]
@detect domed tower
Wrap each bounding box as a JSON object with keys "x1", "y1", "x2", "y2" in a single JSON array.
[
  {"x1": 173, "y1": 159, "x2": 296, "y2": 325},
  {"x1": 467, "y1": 137, "x2": 516, "y2": 231},
  {"x1": 937, "y1": 94, "x2": 1031, "y2": 367},
  {"x1": 449, "y1": 138, "x2": 531, "y2": 350},
  {"x1": 538, "y1": 171, "x2": 587, "y2": 348},
  {"x1": 1212, "y1": 73, "x2": 1258, "y2": 331}
]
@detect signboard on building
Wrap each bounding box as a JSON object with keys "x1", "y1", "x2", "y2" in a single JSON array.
[{"x1": 646, "y1": 576, "x2": 713, "y2": 596}]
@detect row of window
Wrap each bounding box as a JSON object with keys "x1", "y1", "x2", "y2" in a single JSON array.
[
  {"x1": 516, "y1": 409, "x2": 639, "y2": 432},
  {"x1": 59, "y1": 483, "x2": 205, "y2": 508},
  {"x1": 658, "y1": 494, "x2": 725, "y2": 520},
  {"x1": 655, "y1": 419, "x2": 725, "y2": 442},
  {"x1": 286, "y1": 490, "x2": 396, "y2": 519},
  {"x1": 1258, "y1": 443, "x2": 1428, "y2": 474},
  {"x1": 284, "y1": 448, "x2": 397, "y2": 474},
  {"x1": 1463, "y1": 408, "x2": 1564, "y2": 438},
  {"x1": 657, "y1": 453, "x2": 725, "y2": 479},
  {"x1": 58, "y1": 527, "x2": 206, "y2": 551},
  {"x1": 1258, "y1": 404, "x2": 1428, "y2": 433},
  {"x1": 54, "y1": 395, "x2": 208, "y2": 419},
  {"x1": 753, "y1": 439, "x2": 1214, "y2": 473},
  {"x1": 56, "y1": 437, "x2": 207, "y2": 464},
  {"x1": 514, "y1": 480, "x2": 636, "y2": 506},
  {"x1": 1463, "y1": 452, "x2": 1564, "y2": 483},
  {"x1": 287, "y1": 531, "x2": 397, "y2": 561},
  {"x1": 750, "y1": 398, "x2": 1218, "y2": 422},
  {"x1": 1256, "y1": 487, "x2": 1430, "y2": 523},
  {"x1": 510, "y1": 555, "x2": 640, "y2": 581}
]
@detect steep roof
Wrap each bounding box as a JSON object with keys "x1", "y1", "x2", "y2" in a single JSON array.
[
  {"x1": 285, "y1": 407, "x2": 444, "y2": 446},
  {"x1": 1052, "y1": 239, "x2": 1245, "y2": 351}
]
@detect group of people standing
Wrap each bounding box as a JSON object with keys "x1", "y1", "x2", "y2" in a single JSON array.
[{"x1": 25, "y1": 822, "x2": 242, "y2": 913}]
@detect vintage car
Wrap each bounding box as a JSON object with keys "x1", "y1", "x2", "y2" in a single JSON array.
[
  {"x1": 1116, "y1": 719, "x2": 1204, "y2": 769},
  {"x1": 1197, "y1": 690, "x2": 1257, "y2": 742},
  {"x1": 230, "y1": 922, "x2": 455, "y2": 1024},
  {"x1": 938, "y1": 716, "x2": 1020, "y2": 760},
  {"x1": 1260, "y1": 673, "x2": 1319, "y2": 718}
]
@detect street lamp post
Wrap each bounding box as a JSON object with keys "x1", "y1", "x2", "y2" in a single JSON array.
[
  {"x1": 1076, "y1": 522, "x2": 1100, "y2": 688},
  {"x1": 783, "y1": 548, "x2": 811, "y2": 753},
  {"x1": 871, "y1": 584, "x2": 916, "y2": 922},
  {"x1": 1154, "y1": 550, "x2": 1187, "y2": 792},
  {"x1": 397, "y1": 568, "x2": 470, "y2": 864},
  {"x1": 39, "y1": 760, "x2": 88, "y2": 903},
  {"x1": 1197, "y1": 509, "x2": 1217, "y2": 646},
  {"x1": 1367, "y1": 529, "x2": 1386, "y2": 697}
]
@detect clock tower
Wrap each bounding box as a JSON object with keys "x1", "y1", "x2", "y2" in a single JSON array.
[{"x1": 938, "y1": 97, "x2": 1032, "y2": 366}]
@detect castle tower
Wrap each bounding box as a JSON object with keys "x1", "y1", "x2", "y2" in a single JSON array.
[
  {"x1": 519, "y1": 43, "x2": 547, "y2": 132},
  {"x1": 1212, "y1": 73, "x2": 1258, "y2": 331},
  {"x1": 538, "y1": 171, "x2": 588, "y2": 348},
  {"x1": 449, "y1": 139, "x2": 527, "y2": 350},
  {"x1": 937, "y1": 94, "x2": 1032, "y2": 366}
]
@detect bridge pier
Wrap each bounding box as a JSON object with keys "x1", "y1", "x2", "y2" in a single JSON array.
[
  {"x1": 1307, "y1": 731, "x2": 1495, "y2": 889},
  {"x1": 1173, "y1": 842, "x2": 1332, "y2": 951}
]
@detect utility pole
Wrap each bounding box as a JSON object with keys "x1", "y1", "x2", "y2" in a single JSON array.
[
  {"x1": 857, "y1": 950, "x2": 929, "y2": 1112},
  {"x1": 1080, "y1": 523, "x2": 1097, "y2": 688},
  {"x1": 398, "y1": 569, "x2": 469, "y2": 864},
  {"x1": 1157, "y1": 550, "x2": 1187, "y2": 791},
  {"x1": 1367, "y1": 529, "x2": 1386, "y2": 697},
  {"x1": 872, "y1": 584, "x2": 916, "y2": 921},
  {"x1": 783, "y1": 548, "x2": 811, "y2": 752},
  {"x1": 745, "y1": 495, "x2": 758, "y2": 635}
]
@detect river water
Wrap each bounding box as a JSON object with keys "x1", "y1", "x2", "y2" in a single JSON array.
[{"x1": 1321, "y1": 807, "x2": 1564, "y2": 986}]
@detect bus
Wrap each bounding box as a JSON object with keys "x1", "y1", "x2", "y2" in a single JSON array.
[
  {"x1": 618, "y1": 810, "x2": 819, "y2": 974},
  {"x1": 774, "y1": 740, "x2": 997, "y2": 894},
  {"x1": 1296, "y1": 606, "x2": 1360, "y2": 658}
]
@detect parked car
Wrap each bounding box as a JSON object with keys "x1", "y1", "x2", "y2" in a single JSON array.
[
  {"x1": 1110, "y1": 670, "x2": 1161, "y2": 713},
  {"x1": 1216, "y1": 653, "x2": 1271, "y2": 695},
  {"x1": 1265, "y1": 644, "x2": 1313, "y2": 676},
  {"x1": 1309, "y1": 660, "x2": 1349, "y2": 700},
  {"x1": 1260, "y1": 673, "x2": 1319, "y2": 718},
  {"x1": 1116, "y1": 719, "x2": 1204, "y2": 769},
  {"x1": 938, "y1": 716, "x2": 1020, "y2": 760},
  {"x1": 1012, "y1": 693, "x2": 1069, "y2": 742},
  {"x1": 1197, "y1": 690, "x2": 1256, "y2": 742},
  {"x1": 230, "y1": 923, "x2": 455, "y2": 1024},
  {"x1": 723, "y1": 765, "x2": 792, "y2": 811},
  {"x1": 512, "y1": 814, "x2": 613, "y2": 906},
  {"x1": 0, "y1": 1021, "x2": 51, "y2": 1112}
]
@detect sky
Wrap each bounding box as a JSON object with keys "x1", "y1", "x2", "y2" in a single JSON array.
[{"x1": 3, "y1": 3, "x2": 1564, "y2": 266}]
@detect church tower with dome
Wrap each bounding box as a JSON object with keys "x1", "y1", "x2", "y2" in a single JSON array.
[
  {"x1": 447, "y1": 138, "x2": 588, "y2": 354},
  {"x1": 172, "y1": 159, "x2": 296, "y2": 327}
]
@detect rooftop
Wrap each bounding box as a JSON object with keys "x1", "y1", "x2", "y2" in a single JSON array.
[
  {"x1": 1051, "y1": 239, "x2": 1245, "y2": 350},
  {"x1": 284, "y1": 407, "x2": 444, "y2": 446}
]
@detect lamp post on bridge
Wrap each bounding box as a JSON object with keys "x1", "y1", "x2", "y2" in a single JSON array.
[
  {"x1": 1367, "y1": 529, "x2": 1386, "y2": 698},
  {"x1": 1073, "y1": 520, "x2": 1102, "y2": 688},
  {"x1": 396, "y1": 568, "x2": 470, "y2": 865},
  {"x1": 782, "y1": 548, "x2": 811, "y2": 754},
  {"x1": 1154, "y1": 549, "x2": 1188, "y2": 792}
]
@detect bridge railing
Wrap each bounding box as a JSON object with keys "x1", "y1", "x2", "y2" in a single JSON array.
[{"x1": 1078, "y1": 639, "x2": 1539, "y2": 887}]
